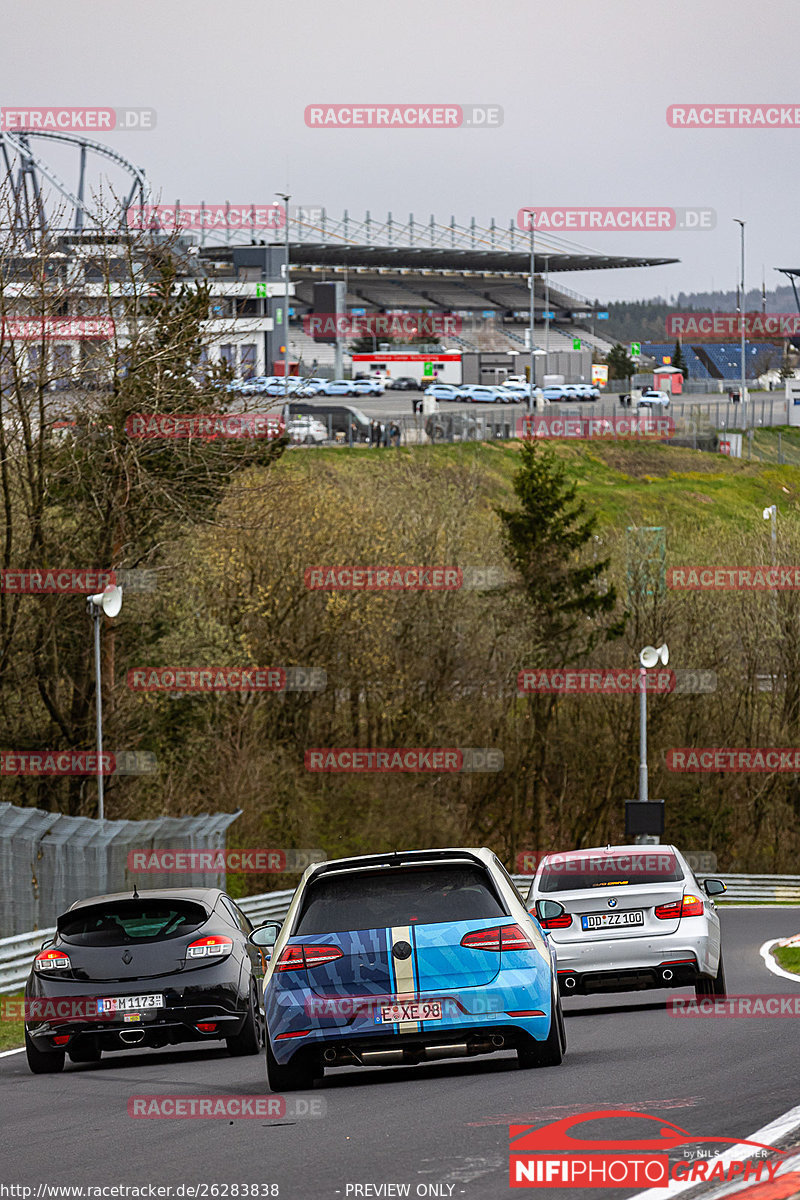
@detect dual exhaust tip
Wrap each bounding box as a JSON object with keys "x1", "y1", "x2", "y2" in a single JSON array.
[
  {"x1": 562, "y1": 968, "x2": 674, "y2": 988},
  {"x1": 323, "y1": 1034, "x2": 505, "y2": 1066}
]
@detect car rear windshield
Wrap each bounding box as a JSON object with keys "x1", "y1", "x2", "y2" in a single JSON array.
[
  {"x1": 295, "y1": 864, "x2": 507, "y2": 934},
  {"x1": 538, "y1": 852, "x2": 684, "y2": 892},
  {"x1": 58, "y1": 899, "x2": 209, "y2": 945}
]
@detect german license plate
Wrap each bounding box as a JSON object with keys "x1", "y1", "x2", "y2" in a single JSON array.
[
  {"x1": 376, "y1": 1001, "x2": 443, "y2": 1024},
  {"x1": 581, "y1": 911, "x2": 644, "y2": 930},
  {"x1": 96, "y1": 993, "x2": 164, "y2": 1013}
]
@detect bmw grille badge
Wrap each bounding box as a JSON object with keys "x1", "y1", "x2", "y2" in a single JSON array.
[{"x1": 608, "y1": 899, "x2": 617, "y2": 908}]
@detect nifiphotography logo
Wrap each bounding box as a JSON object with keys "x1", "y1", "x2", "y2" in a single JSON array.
[{"x1": 508, "y1": 1109, "x2": 784, "y2": 1188}]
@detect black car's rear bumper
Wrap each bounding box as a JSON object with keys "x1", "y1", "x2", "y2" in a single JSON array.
[{"x1": 25, "y1": 976, "x2": 249, "y2": 1053}]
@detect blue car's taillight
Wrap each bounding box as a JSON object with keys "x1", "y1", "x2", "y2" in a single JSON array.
[
  {"x1": 460, "y1": 924, "x2": 536, "y2": 951},
  {"x1": 275, "y1": 944, "x2": 343, "y2": 972}
]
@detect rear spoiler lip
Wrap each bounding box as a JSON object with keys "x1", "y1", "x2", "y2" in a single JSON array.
[
  {"x1": 55, "y1": 896, "x2": 213, "y2": 934},
  {"x1": 304, "y1": 848, "x2": 489, "y2": 882}
]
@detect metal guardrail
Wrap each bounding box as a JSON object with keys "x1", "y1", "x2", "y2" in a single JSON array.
[
  {"x1": 1, "y1": 877, "x2": 798, "y2": 996},
  {"x1": 511, "y1": 873, "x2": 800, "y2": 904}
]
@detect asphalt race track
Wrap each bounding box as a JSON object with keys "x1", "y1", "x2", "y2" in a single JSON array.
[{"x1": 2, "y1": 909, "x2": 799, "y2": 1200}]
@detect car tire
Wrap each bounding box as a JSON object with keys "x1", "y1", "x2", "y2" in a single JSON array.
[
  {"x1": 25, "y1": 1030, "x2": 65, "y2": 1074},
  {"x1": 227, "y1": 983, "x2": 266, "y2": 1057},
  {"x1": 696, "y1": 953, "x2": 726, "y2": 998},
  {"x1": 517, "y1": 985, "x2": 565, "y2": 1069},
  {"x1": 67, "y1": 1041, "x2": 102, "y2": 1064},
  {"x1": 265, "y1": 1036, "x2": 317, "y2": 1092}
]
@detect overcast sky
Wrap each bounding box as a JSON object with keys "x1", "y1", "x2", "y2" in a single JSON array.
[{"x1": 4, "y1": 0, "x2": 796, "y2": 303}]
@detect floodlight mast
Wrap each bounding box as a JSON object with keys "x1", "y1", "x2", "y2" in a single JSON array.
[
  {"x1": 87, "y1": 585, "x2": 123, "y2": 820},
  {"x1": 637, "y1": 644, "x2": 669, "y2": 842}
]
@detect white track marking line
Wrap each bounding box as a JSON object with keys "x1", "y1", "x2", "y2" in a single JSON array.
[
  {"x1": 626, "y1": 1103, "x2": 800, "y2": 1200},
  {"x1": 760, "y1": 938, "x2": 800, "y2": 984},
  {"x1": 0, "y1": 1047, "x2": 24, "y2": 1058}
]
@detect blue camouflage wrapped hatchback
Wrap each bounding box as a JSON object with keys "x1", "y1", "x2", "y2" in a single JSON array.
[{"x1": 251, "y1": 848, "x2": 567, "y2": 1090}]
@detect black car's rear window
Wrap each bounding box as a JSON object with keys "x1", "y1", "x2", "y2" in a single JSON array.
[
  {"x1": 538, "y1": 852, "x2": 684, "y2": 892},
  {"x1": 58, "y1": 899, "x2": 209, "y2": 945},
  {"x1": 295, "y1": 865, "x2": 507, "y2": 934}
]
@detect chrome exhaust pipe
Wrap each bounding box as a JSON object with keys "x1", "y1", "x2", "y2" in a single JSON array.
[
  {"x1": 563, "y1": 975, "x2": 577, "y2": 989},
  {"x1": 423, "y1": 1043, "x2": 468, "y2": 1060},
  {"x1": 119, "y1": 1030, "x2": 145, "y2": 1045},
  {"x1": 323, "y1": 1047, "x2": 337, "y2": 1062},
  {"x1": 491, "y1": 1034, "x2": 505, "y2": 1048},
  {"x1": 662, "y1": 968, "x2": 674, "y2": 982},
  {"x1": 359, "y1": 1048, "x2": 405, "y2": 1064}
]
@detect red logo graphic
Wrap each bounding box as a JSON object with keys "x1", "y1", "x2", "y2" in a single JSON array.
[{"x1": 509, "y1": 1110, "x2": 783, "y2": 1188}]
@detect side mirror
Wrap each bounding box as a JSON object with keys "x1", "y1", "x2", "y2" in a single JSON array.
[
  {"x1": 535, "y1": 899, "x2": 566, "y2": 923},
  {"x1": 703, "y1": 879, "x2": 726, "y2": 897},
  {"x1": 249, "y1": 921, "x2": 280, "y2": 948}
]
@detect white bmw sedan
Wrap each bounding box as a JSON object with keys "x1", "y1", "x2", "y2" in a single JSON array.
[{"x1": 526, "y1": 844, "x2": 726, "y2": 998}]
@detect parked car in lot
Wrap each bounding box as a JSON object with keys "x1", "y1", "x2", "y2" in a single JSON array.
[
  {"x1": 286, "y1": 415, "x2": 328, "y2": 444},
  {"x1": 295, "y1": 378, "x2": 328, "y2": 397},
  {"x1": 462, "y1": 385, "x2": 508, "y2": 404},
  {"x1": 526, "y1": 845, "x2": 726, "y2": 998},
  {"x1": 256, "y1": 847, "x2": 566, "y2": 1090},
  {"x1": 423, "y1": 383, "x2": 463, "y2": 401},
  {"x1": 322, "y1": 379, "x2": 356, "y2": 397},
  {"x1": 288, "y1": 402, "x2": 372, "y2": 442},
  {"x1": 637, "y1": 389, "x2": 671, "y2": 408},
  {"x1": 425, "y1": 412, "x2": 481, "y2": 442},
  {"x1": 387, "y1": 376, "x2": 419, "y2": 391},
  {"x1": 570, "y1": 384, "x2": 600, "y2": 401},
  {"x1": 351, "y1": 378, "x2": 385, "y2": 397},
  {"x1": 24, "y1": 887, "x2": 267, "y2": 1073}
]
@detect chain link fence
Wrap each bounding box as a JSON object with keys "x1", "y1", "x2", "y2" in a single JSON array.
[{"x1": 0, "y1": 802, "x2": 242, "y2": 937}]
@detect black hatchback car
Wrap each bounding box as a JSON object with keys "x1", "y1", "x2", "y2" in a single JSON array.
[{"x1": 24, "y1": 887, "x2": 267, "y2": 1073}]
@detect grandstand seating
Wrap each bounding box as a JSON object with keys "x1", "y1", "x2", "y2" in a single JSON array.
[{"x1": 642, "y1": 341, "x2": 766, "y2": 380}]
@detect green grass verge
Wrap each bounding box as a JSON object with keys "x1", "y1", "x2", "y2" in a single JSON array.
[
  {"x1": 0, "y1": 991, "x2": 25, "y2": 1051},
  {"x1": 773, "y1": 945, "x2": 800, "y2": 974}
]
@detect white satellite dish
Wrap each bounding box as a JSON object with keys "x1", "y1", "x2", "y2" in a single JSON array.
[{"x1": 89, "y1": 584, "x2": 123, "y2": 618}]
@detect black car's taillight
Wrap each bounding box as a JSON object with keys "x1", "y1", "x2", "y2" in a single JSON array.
[
  {"x1": 186, "y1": 935, "x2": 234, "y2": 960},
  {"x1": 33, "y1": 948, "x2": 72, "y2": 973}
]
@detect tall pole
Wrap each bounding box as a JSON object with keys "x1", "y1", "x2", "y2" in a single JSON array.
[
  {"x1": 276, "y1": 192, "x2": 291, "y2": 397},
  {"x1": 528, "y1": 216, "x2": 535, "y2": 411},
  {"x1": 92, "y1": 608, "x2": 105, "y2": 821},
  {"x1": 544, "y1": 255, "x2": 550, "y2": 379},
  {"x1": 735, "y1": 219, "x2": 746, "y2": 421},
  {"x1": 638, "y1": 665, "x2": 648, "y2": 804}
]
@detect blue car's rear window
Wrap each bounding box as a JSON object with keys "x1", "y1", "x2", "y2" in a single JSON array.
[{"x1": 295, "y1": 865, "x2": 507, "y2": 934}]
